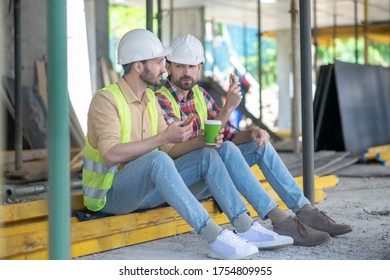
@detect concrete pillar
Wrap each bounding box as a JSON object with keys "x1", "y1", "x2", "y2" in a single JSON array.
[
  {"x1": 159, "y1": 5, "x2": 205, "y2": 48},
  {"x1": 3, "y1": 0, "x2": 47, "y2": 89},
  {"x1": 276, "y1": 29, "x2": 301, "y2": 132},
  {"x1": 85, "y1": 0, "x2": 109, "y2": 92},
  {"x1": 1, "y1": 1, "x2": 7, "y2": 84},
  {"x1": 276, "y1": 30, "x2": 292, "y2": 130}
]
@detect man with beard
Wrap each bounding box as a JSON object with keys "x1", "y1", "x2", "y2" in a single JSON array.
[
  {"x1": 82, "y1": 29, "x2": 295, "y2": 260},
  {"x1": 155, "y1": 34, "x2": 352, "y2": 246}
]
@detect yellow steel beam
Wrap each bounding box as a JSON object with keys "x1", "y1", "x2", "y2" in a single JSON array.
[
  {"x1": 376, "y1": 152, "x2": 390, "y2": 161},
  {"x1": 251, "y1": 164, "x2": 339, "y2": 190},
  {"x1": 1, "y1": 192, "x2": 84, "y2": 225},
  {"x1": 263, "y1": 25, "x2": 390, "y2": 46},
  {"x1": 361, "y1": 144, "x2": 390, "y2": 161},
  {"x1": 366, "y1": 144, "x2": 390, "y2": 154}
]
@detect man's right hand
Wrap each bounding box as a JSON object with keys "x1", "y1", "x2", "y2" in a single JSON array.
[
  {"x1": 164, "y1": 121, "x2": 193, "y2": 143},
  {"x1": 224, "y1": 73, "x2": 242, "y2": 112}
]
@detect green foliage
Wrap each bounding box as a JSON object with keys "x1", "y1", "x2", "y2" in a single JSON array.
[
  {"x1": 108, "y1": 4, "x2": 158, "y2": 70},
  {"x1": 109, "y1": 4, "x2": 146, "y2": 38},
  {"x1": 241, "y1": 39, "x2": 277, "y2": 88},
  {"x1": 317, "y1": 38, "x2": 390, "y2": 67}
]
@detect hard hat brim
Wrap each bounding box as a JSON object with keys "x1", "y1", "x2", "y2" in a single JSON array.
[
  {"x1": 166, "y1": 56, "x2": 205, "y2": 66},
  {"x1": 153, "y1": 47, "x2": 172, "y2": 60},
  {"x1": 117, "y1": 47, "x2": 172, "y2": 65}
]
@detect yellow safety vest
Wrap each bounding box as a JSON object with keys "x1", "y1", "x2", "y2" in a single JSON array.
[
  {"x1": 156, "y1": 85, "x2": 208, "y2": 130},
  {"x1": 82, "y1": 84, "x2": 158, "y2": 211}
]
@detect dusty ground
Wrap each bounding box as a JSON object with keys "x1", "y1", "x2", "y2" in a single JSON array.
[{"x1": 78, "y1": 165, "x2": 390, "y2": 260}]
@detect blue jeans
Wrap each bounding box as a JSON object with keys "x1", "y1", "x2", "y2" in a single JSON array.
[
  {"x1": 101, "y1": 149, "x2": 249, "y2": 233},
  {"x1": 216, "y1": 141, "x2": 310, "y2": 219}
]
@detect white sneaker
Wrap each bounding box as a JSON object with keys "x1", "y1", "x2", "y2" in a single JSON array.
[
  {"x1": 236, "y1": 221, "x2": 294, "y2": 249},
  {"x1": 207, "y1": 229, "x2": 259, "y2": 260}
]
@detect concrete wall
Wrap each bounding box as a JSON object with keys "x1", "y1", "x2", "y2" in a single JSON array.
[
  {"x1": 0, "y1": 2, "x2": 7, "y2": 84},
  {"x1": 85, "y1": 0, "x2": 109, "y2": 92},
  {"x1": 2, "y1": 0, "x2": 47, "y2": 89},
  {"x1": 276, "y1": 29, "x2": 302, "y2": 131},
  {"x1": 160, "y1": 6, "x2": 205, "y2": 48},
  {"x1": 1, "y1": 0, "x2": 108, "y2": 93}
]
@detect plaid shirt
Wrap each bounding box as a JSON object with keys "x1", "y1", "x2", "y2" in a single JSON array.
[{"x1": 156, "y1": 80, "x2": 239, "y2": 140}]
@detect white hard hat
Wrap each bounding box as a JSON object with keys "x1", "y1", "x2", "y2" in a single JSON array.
[
  {"x1": 117, "y1": 29, "x2": 172, "y2": 65},
  {"x1": 166, "y1": 34, "x2": 205, "y2": 65}
]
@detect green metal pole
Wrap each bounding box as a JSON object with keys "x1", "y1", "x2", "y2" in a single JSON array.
[{"x1": 47, "y1": 0, "x2": 70, "y2": 259}]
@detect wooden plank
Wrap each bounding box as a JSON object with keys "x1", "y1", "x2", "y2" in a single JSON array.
[
  {"x1": 4, "y1": 169, "x2": 48, "y2": 183},
  {"x1": 278, "y1": 152, "x2": 303, "y2": 170},
  {"x1": 1, "y1": 193, "x2": 84, "y2": 224},
  {"x1": 316, "y1": 156, "x2": 359, "y2": 176},
  {"x1": 261, "y1": 184, "x2": 327, "y2": 208},
  {"x1": 3, "y1": 221, "x2": 203, "y2": 260},
  {"x1": 250, "y1": 164, "x2": 266, "y2": 181},
  {"x1": 4, "y1": 159, "x2": 47, "y2": 173},
  {"x1": 274, "y1": 130, "x2": 301, "y2": 138},
  {"x1": 376, "y1": 152, "x2": 390, "y2": 161},
  {"x1": 70, "y1": 150, "x2": 84, "y2": 164},
  {"x1": 0, "y1": 200, "x2": 225, "y2": 259},
  {"x1": 288, "y1": 150, "x2": 338, "y2": 177},
  {"x1": 35, "y1": 57, "x2": 84, "y2": 148},
  {"x1": 70, "y1": 149, "x2": 84, "y2": 170},
  {"x1": 0, "y1": 195, "x2": 268, "y2": 260},
  {"x1": 251, "y1": 152, "x2": 341, "y2": 181},
  {"x1": 2, "y1": 149, "x2": 48, "y2": 165},
  {"x1": 100, "y1": 57, "x2": 112, "y2": 86},
  {"x1": 2, "y1": 148, "x2": 83, "y2": 180},
  {"x1": 361, "y1": 151, "x2": 377, "y2": 161},
  {"x1": 295, "y1": 175, "x2": 339, "y2": 190},
  {"x1": 314, "y1": 151, "x2": 350, "y2": 174},
  {"x1": 1, "y1": 82, "x2": 16, "y2": 119},
  {"x1": 109, "y1": 69, "x2": 120, "y2": 84},
  {"x1": 35, "y1": 59, "x2": 48, "y2": 108},
  {"x1": 2, "y1": 147, "x2": 82, "y2": 164},
  {"x1": 3, "y1": 76, "x2": 48, "y2": 149},
  {"x1": 336, "y1": 164, "x2": 390, "y2": 177},
  {"x1": 69, "y1": 99, "x2": 86, "y2": 148},
  {"x1": 0, "y1": 189, "x2": 328, "y2": 260},
  {"x1": 359, "y1": 147, "x2": 390, "y2": 162},
  {"x1": 366, "y1": 144, "x2": 390, "y2": 154}
]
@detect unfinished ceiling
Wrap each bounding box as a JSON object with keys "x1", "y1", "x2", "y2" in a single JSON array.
[{"x1": 113, "y1": 0, "x2": 390, "y2": 31}]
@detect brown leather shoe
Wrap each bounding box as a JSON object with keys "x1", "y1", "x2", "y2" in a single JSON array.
[
  {"x1": 272, "y1": 216, "x2": 331, "y2": 246},
  {"x1": 297, "y1": 208, "x2": 353, "y2": 236}
]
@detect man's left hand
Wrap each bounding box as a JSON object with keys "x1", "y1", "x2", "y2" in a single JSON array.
[
  {"x1": 251, "y1": 128, "x2": 270, "y2": 147},
  {"x1": 213, "y1": 127, "x2": 225, "y2": 148}
]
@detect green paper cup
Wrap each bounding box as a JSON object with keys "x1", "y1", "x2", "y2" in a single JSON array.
[{"x1": 204, "y1": 120, "x2": 222, "y2": 145}]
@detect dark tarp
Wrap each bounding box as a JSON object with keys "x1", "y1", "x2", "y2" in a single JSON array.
[{"x1": 314, "y1": 61, "x2": 390, "y2": 156}]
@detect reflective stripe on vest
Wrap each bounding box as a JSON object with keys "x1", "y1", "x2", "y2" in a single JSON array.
[
  {"x1": 156, "y1": 85, "x2": 208, "y2": 130},
  {"x1": 82, "y1": 84, "x2": 158, "y2": 211}
]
